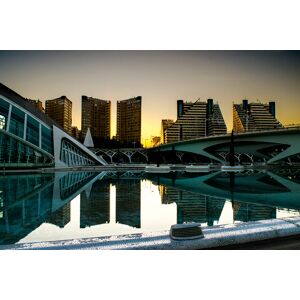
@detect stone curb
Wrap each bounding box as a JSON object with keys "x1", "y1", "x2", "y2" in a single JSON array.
[{"x1": 2, "y1": 217, "x2": 300, "y2": 250}]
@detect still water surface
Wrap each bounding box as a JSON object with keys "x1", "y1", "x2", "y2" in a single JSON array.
[{"x1": 0, "y1": 169, "x2": 300, "y2": 245}]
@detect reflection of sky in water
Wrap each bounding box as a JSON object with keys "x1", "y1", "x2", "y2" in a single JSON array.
[
  {"x1": 19, "y1": 181, "x2": 178, "y2": 243},
  {"x1": 1, "y1": 170, "x2": 300, "y2": 245}
]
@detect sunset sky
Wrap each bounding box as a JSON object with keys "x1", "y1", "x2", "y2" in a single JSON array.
[{"x1": 0, "y1": 50, "x2": 299, "y2": 143}]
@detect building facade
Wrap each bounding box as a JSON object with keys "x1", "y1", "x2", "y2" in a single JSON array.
[
  {"x1": 81, "y1": 96, "x2": 111, "y2": 142},
  {"x1": 116, "y1": 96, "x2": 142, "y2": 145},
  {"x1": 45, "y1": 96, "x2": 72, "y2": 134},
  {"x1": 0, "y1": 83, "x2": 107, "y2": 169},
  {"x1": 164, "y1": 98, "x2": 227, "y2": 144},
  {"x1": 161, "y1": 119, "x2": 174, "y2": 144},
  {"x1": 233, "y1": 100, "x2": 283, "y2": 133}
]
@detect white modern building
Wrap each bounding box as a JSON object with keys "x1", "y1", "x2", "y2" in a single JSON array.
[{"x1": 0, "y1": 83, "x2": 107, "y2": 169}]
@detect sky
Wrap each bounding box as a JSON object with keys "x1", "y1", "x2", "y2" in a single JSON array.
[{"x1": 0, "y1": 50, "x2": 299, "y2": 143}]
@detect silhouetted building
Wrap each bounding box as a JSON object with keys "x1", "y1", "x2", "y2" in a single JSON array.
[
  {"x1": 25, "y1": 98, "x2": 45, "y2": 113},
  {"x1": 115, "y1": 180, "x2": 141, "y2": 228},
  {"x1": 233, "y1": 100, "x2": 283, "y2": 133},
  {"x1": 161, "y1": 119, "x2": 174, "y2": 144},
  {"x1": 80, "y1": 180, "x2": 110, "y2": 228},
  {"x1": 116, "y1": 96, "x2": 142, "y2": 145},
  {"x1": 165, "y1": 98, "x2": 227, "y2": 143},
  {"x1": 81, "y1": 96, "x2": 111, "y2": 142},
  {"x1": 45, "y1": 95, "x2": 72, "y2": 134},
  {"x1": 71, "y1": 126, "x2": 80, "y2": 140},
  {"x1": 151, "y1": 136, "x2": 161, "y2": 147}
]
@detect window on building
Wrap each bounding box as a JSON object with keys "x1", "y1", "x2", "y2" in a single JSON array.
[
  {"x1": 0, "y1": 98, "x2": 9, "y2": 130},
  {"x1": 0, "y1": 115, "x2": 5, "y2": 130},
  {"x1": 9, "y1": 106, "x2": 25, "y2": 138},
  {"x1": 26, "y1": 115, "x2": 39, "y2": 146},
  {"x1": 41, "y1": 125, "x2": 53, "y2": 154}
]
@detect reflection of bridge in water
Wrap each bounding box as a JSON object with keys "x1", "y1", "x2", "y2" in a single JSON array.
[{"x1": 151, "y1": 168, "x2": 300, "y2": 219}]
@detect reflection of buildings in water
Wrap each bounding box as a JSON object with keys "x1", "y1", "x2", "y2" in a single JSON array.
[
  {"x1": 160, "y1": 186, "x2": 225, "y2": 226},
  {"x1": 233, "y1": 202, "x2": 276, "y2": 222},
  {"x1": 48, "y1": 202, "x2": 71, "y2": 228},
  {"x1": 59, "y1": 172, "x2": 98, "y2": 200},
  {"x1": 0, "y1": 174, "x2": 54, "y2": 245},
  {"x1": 205, "y1": 172, "x2": 290, "y2": 194},
  {"x1": 0, "y1": 172, "x2": 99, "y2": 245},
  {"x1": 80, "y1": 180, "x2": 110, "y2": 228},
  {"x1": 115, "y1": 179, "x2": 141, "y2": 228}
]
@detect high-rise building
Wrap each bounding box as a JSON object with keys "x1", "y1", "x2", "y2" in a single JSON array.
[
  {"x1": 45, "y1": 95, "x2": 72, "y2": 134},
  {"x1": 164, "y1": 98, "x2": 227, "y2": 144},
  {"x1": 81, "y1": 96, "x2": 111, "y2": 142},
  {"x1": 160, "y1": 119, "x2": 174, "y2": 144},
  {"x1": 25, "y1": 98, "x2": 45, "y2": 113},
  {"x1": 71, "y1": 126, "x2": 80, "y2": 140},
  {"x1": 206, "y1": 99, "x2": 228, "y2": 136},
  {"x1": 233, "y1": 100, "x2": 283, "y2": 133},
  {"x1": 116, "y1": 96, "x2": 142, "y2": 145}
]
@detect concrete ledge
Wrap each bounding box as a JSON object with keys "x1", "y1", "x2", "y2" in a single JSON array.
[{"x1": 2, "y1": 217, "x2": 300, "y2": 250}]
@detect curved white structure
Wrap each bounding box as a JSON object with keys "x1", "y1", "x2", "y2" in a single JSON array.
[
  {"x1": 221, "y1": 165, "x2": 245, "y2": 172},
  {"x1": 0, "y1": 82, "x2": 107, "y2": 168},
  {"x1": 186, "y1": 165, "x2": 211, "y2": 172},
  {"x1": 145, "y1": 165, "x2": 171, "y2": 173}
]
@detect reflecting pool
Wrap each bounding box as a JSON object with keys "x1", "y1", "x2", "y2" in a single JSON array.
[{"x1": 0, "y1": 168, "x2": 300, "y2": 246}]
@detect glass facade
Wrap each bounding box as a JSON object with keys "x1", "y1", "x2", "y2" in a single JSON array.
[
  {"x1": 42, "y1": 125, "x2": 53, "y2": 154},
  {"x1": 0, "y1": 130, "x2": 54, "y2": 167},
  {"x1": 0, "y1": 96, "x2": 55, "y2": 168},
  {"x1": 26, "y1": 115, "x2": 40, "y2": 146},
  {"x1": 0, "y1": 98, "x2": 9, "y2": 130},
  {"x1": 9, "y1": 106, "x2": 25, "y2": 138}
]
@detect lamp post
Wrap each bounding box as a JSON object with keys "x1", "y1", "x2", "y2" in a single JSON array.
[{"x1": 157, "y1": 146, "x2": 160, "y2": 167}]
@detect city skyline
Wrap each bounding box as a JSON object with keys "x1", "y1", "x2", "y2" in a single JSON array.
[{"x1": 0, "y1": 50, "x2": 299, "y2": 143}]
